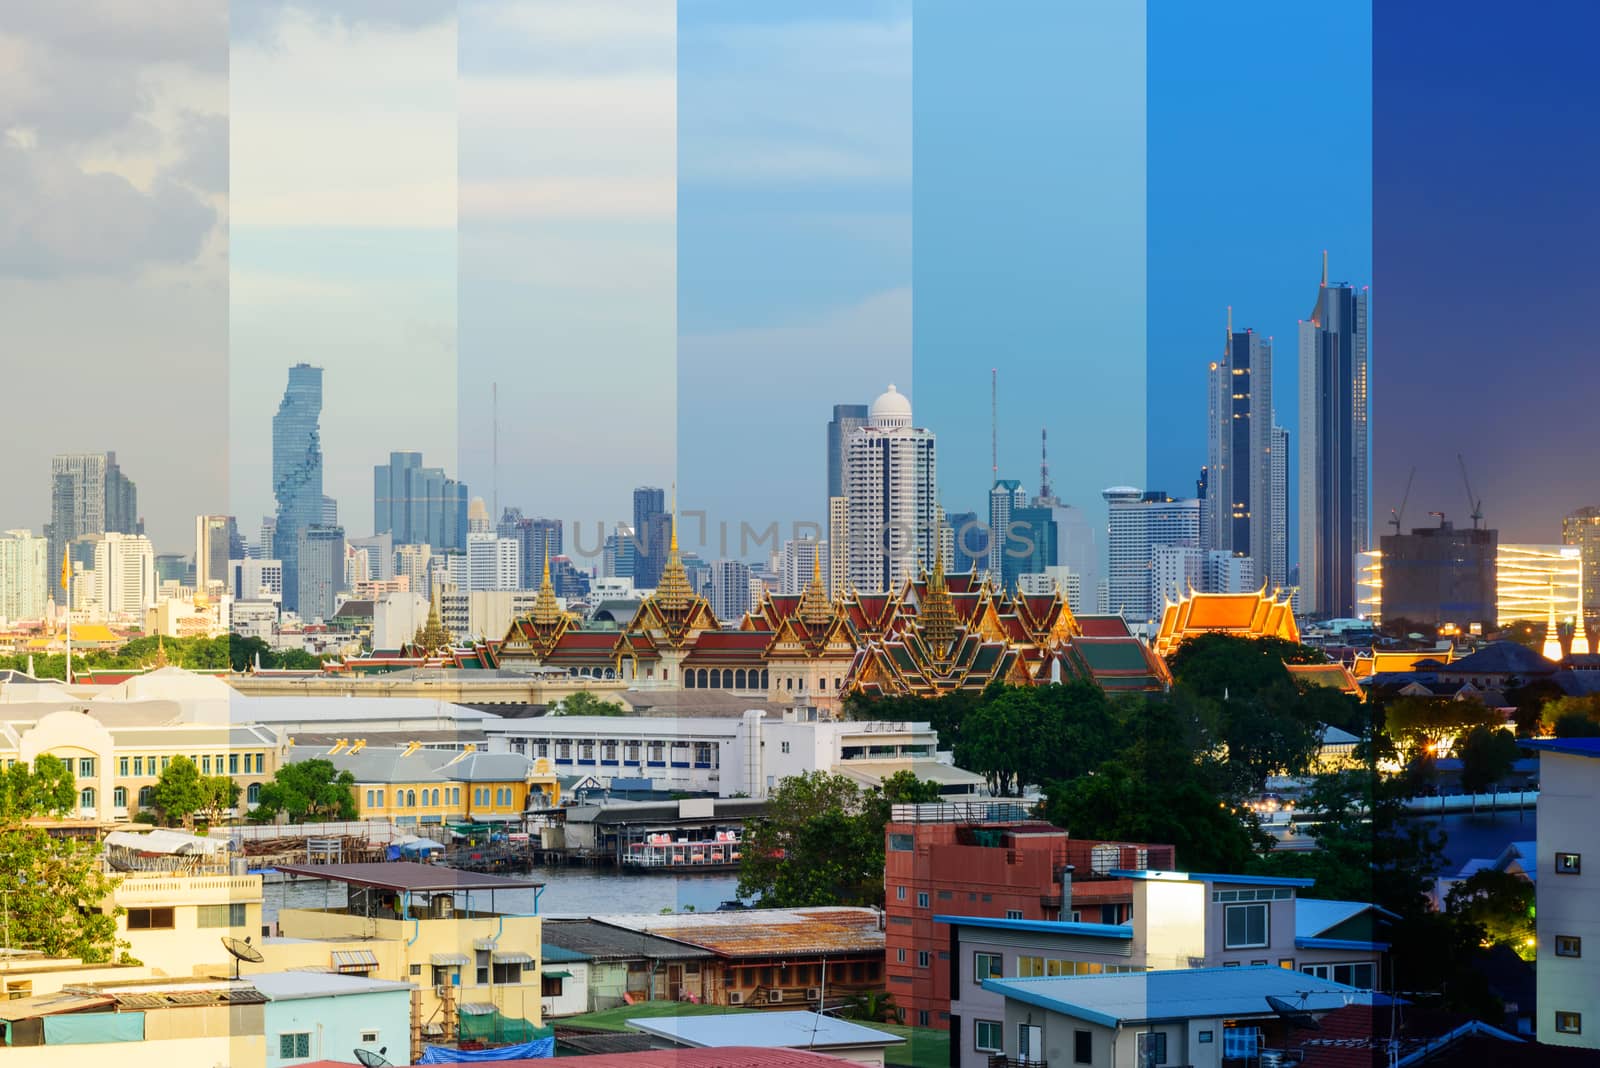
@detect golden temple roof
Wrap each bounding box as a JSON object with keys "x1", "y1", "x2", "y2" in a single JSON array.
[{"x1": 1152, "y1": 585, "x2": 1299, "y2": 658}]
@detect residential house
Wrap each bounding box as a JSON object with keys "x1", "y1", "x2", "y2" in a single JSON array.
[
  {"x1": 538, "y1": 919, "x2": 713, "y2": 1012},
  {"x1": 252, "y1": 971, "x2": 414, "y2": 1068},
  {"x1": 625, "y1": 1010, "x2": 904, "y2": 1067},
  {"x1": 320, "y1": 742, "x2": 561, "y2": 826}
]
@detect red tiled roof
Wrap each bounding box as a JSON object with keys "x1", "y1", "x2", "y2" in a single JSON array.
[{"x1": 1077, "y1": 615, "x2": 1134, "y2": 638}]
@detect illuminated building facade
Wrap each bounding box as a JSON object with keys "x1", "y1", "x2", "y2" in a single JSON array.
[{"x1": 1497, "y1": 544, "x2": 1582, "y2": 628}]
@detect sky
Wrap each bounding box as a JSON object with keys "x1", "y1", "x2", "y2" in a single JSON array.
[{"x1": 2, "y1": 2, "x2": 1595, "y2": 561}]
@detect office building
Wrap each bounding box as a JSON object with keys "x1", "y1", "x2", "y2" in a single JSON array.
[
  {"x1": 1005, "y1": 504, "x2": 1056, "y2": 591},
  {"x1": 258, "y1": 515, "x2": 275, "y2": 559},
  {"x1": 296, "y1": 524, "x2": 344, "y2": 623},
  {"x1": 0, "y1": 529, "x2": 49, "y2": 622},
  {"x1": 45, "y1": 452, "x2": 139, "y2": 599},
  {"x1": 1523, "y1": 739, "x2": 1600, "y2": 1050},
  {"x1": 1103, "y1": 487, "x2": 1201, "y2": 624},
  {"x1": 1270, "y1": 423, "x2": 1289, "y2": 592},
  {"x1": 272, "y1": 364, "x2": 324, "y2": 614},
  {"x1": 603, "y1": 523, "x2": 636, "y2": 581},
  {"x1": 1204, "y1": 549, "x2": 1255, "y2": 594},
  {"x1": 393, "y1": 542, "x2": 433, "y2": 599},
  {"x1": 827, "y1": 403, "x2": 871, "y2": 501},
  {"x1": 945, "y1": 510, "x2": 986, "y2": 576},
  {"x1": 1152, "y1": 544, "x2": 1201, "y2": 607},
  {"x1": 1377, "y1": 522, "x2": 1497, "y2": 632},
  {"x1": 88, "y1": 532, "x2": 156, "y2": 618},
  {"x1": 230, "y1": 557, "x2": 283, "y2": 603},
  {"x1": 371, "y1": 450, "x2": 469, "y2": 553},
  {"x1": 1206, "y1": 319, "x2": 1273, "y2": 584},
  {"x1": 846, "y1": 385, "x2": 937, "y2": 593},
  {"x1": 1498, "y1": 544, "x2": 1583, "y2": 627},
  {"x1": 347, "y1": 532, "x2": 394, "y2": 582},
  {"x1": 1563, "y1": 506, "x2": 1600, "y2": 617},
  {"x1": 467, "y1": 532, "x2": 521, "y2": 592},
  {"x1": 1297, "y1": 254, "x2": 1369, "y2": 618},
  {"x1": 709, "y1": 559, "x2": 754, "y2": 622},
  {"x1": 779, "y1": 538, "x2": 825, "y2": 595},
  {"x1": 988, "y1": 479, "x2": 1028, "y2": 588},
  {"x1": 467, "y1": 496, "x2": 490, "y2": 535},
  {"x1": 828, "y1": 496, "x2": 850, "y2": 596},
  {"x1": 633, "y1": 486, "x2": 669, "y2": 589},
  {"x1": 193, "y1": 514, "x2": 235, "y2": 596}
]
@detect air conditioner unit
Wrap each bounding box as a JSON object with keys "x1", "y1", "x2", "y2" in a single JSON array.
[
  {"x1": 727, "y1": 991, "x2": 744, "y2": 1005},
  {"x1": 768, "y1": 990, "x2": 783, "y2": 1004},
  {"x1": 805, "y1": 988, "x2": 820, "y2": 1001}
]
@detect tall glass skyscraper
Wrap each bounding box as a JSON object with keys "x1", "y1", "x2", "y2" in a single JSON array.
[
  {"x1": 827, "y1": 403, "x2": 870, "y2": 502},
  {"x1": 1205, "y1": 316, "x2": 1273, "y2": 586},
  {"x1": 632, "y1": 486, "x2": 668, "y2": 589},
  {"x1": 272, "y1": 363, "x2": 324, "y2": 614},
  {"x1": 373, "y1": 451, "x2": 469, "y2": 554},
  {"x1": 1297, "y1": 255, "x2": 1369, "y2": 618}
]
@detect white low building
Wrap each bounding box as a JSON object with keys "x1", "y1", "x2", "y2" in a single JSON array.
[
  {"x1": 484, "y1": 709, "x2": 984, "y2": 799},
  {"x1": 1526, "y1": 738, "x2": 1600, "y2": 1050}
]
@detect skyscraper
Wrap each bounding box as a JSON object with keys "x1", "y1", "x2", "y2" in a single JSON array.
[
  {"x1": 633, "y1": 487, "x2": 669, "y2": 589},
  {"x1": 89, "y1": 532, "x2": 156, "y2": 619},
  {"x1": 194, "y1": 515, "x2": 236, "y2": 594},
  {"x1": 709, "y1": 559, "x2": 754, "y2": 621},
  {"x1": 1103, "y1": 487, "x2": 1201, "y2": 623},
  {"x1": 945, "y1": 510, "x2": 986, "y2": 575},
  {"x1": 827, "y1": 403, "x2": 870, "y2": 501},
  {"x1": 273, "y1": 364, "x2": 324, "y2": 614},
  {"x1": 467, "y1": 532, "x2": 521, "y2": 591},
  {"x1": 1563, "y1": 506, "x2": 1600, "y2": 617},
  {"x1": 45, "y1": 452, "x2": 138, "y2": 598},
  {"x1": 1270, "y1": 423, "x2": 1289, "y2": 593},
  {"x1": 296, "y1": 524, "x2": 344, "y2": 623},
  {"x1": 1298, "y1": 254, "x2": 1369, "y2": 618},
  {"x1": 987, "y1": 479, "x2": 1028, "y2": 588},
  {"x1": 1205, "y1": 313, "x2": 1273, "y2": 586},
  {"x1": 372, "y1": 451, "x2": 470, "y2": 553},
  {"x1": 0, "y1": 530, "x2": 49, "y2": 623},
  {"x1": 846, "y1": 386, "x2": 937, "y2": 593}
]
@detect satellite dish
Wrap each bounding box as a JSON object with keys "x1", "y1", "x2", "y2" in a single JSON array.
[
  {"x1": 1266, "y1": 994, "x2": 1322, "y2": 1032},
  {"x1": 354, "y1": 1048, "x2": 393, "y2": 1067},
  {"x1": 221, "y1": 935, "x2": 264, "y2": 980}
]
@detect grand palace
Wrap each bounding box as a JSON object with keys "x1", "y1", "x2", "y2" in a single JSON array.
[{"x1": 335, "y1": 523, "x2": 1179, "y2": 711}]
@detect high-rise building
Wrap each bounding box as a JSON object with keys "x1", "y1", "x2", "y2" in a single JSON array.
[
  {"x1": 709, "y1": 559, "x2": 753, "y2": 621},
  {"x1": 1496, "y1": 544, "x2": 1582, "y2": 628},
  {"x1": 827, "y1": 403, "x2": 870, "y2": 502},
  {"x1": 1375, "y1": 522, "x2": 1497, "y2": 632},
  {"x1": 348, "y1": 533, "x2": 395, "y2": 583},
  {"x1": 467, "y1": 497, "x2": 491, "y2": 535},
  {"x1": 1297, "y1": 254, "x2": 1369, "y2": 618},
  {"x1": 89, "y1": 532, "x2": 156, "y2": 619},
  {"x1": 45, "y1": 452, "x2": 139, "y2": 599},
  {"x1": 259, "y1": 516, "x2": 276, "y2": 559},
  {"x1": 846, "y1": 385, "x2": 937, "y2": 593},
  {"x1": 632, "y1": 487, "x2": 669, "y2": 589},
  {"x1": 467, "y1": 533, "x2": 521, "y2": 592},
  {"x1": 1006, "y1": 504, "x2": 1057, "y2": 590},
  {"x1": 779, "y1": 538, "x2": 825, "y2": 595},
  {"x1": 273, "y1": 363, "x2": 324, "y2": 614},
  {"x1": 393, "y1": 543, "x2": 433, "y2": 599},
  {"x1": 827, "y1": 496, "x2": 850, "y2": 596},
  {"x1": 295, "y1": 524, "x2": 344, "y2": 623},
  {"x1": 194, "y1": 515, "x2": 236, "y2": 595},
  {"x1": 987, "y1": 479, "x2": 1028, "y2": 587},
  {"x1": 944, "y1": 510, "x2": 986, "y2": 576},
  {"x1": 1205, "y1": 315, "x2": 1273, "y2": 587},
  {"x1": 1562, "y1": 506, "x2": 1600, "y2": 617},
  {"x1": 1270, "y1": 423, "x2": 1289, "y2": 592},
  {"x1": 230, "y1": 558, "x2": 284, "y2": 603},
  {"x1": 371, "y1": 451, "x2": 470, "y2": 554},
  {"x1": 1204, "y1": 549, "x2": 1256, "y2": 595},
  {"x1": 0, "y1": 530, "x2": 49, "y2": 623},
  {"x1": 602, "y1": 523, "x2": 636, "y2": 581},
  {"x1": 497, "y1": 511, "x2": 563, "y2": 589},
  {"x1": 1103, "y1": 487, "x2": 1201, "y2": 624}
]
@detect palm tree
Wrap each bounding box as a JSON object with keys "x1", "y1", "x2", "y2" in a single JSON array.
[{"x1": 839, "y1": 989, "x2": 900, "y2": 1024}]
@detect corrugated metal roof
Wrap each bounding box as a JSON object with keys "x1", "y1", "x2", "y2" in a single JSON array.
[
  {"x1": 593, "y1": 908, "x2": 883, "y2": 959},
  {"x1": 626, "y1": 1011, "x2": 902, "y2": 1051},
  {"x1": 541, "y1": 920, "x2": 712, "y2": 962}
]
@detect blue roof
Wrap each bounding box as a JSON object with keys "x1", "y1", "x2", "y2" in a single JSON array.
[
  {"x1": 1296, "y1": 937, "x2": 1391, "y2": 952},
  {"x1": 1294, "y1": 899, "x2": 1401, "y2": 939},
  {"x1": 981, "y1": 965, "x2": 1374, "y2": 1028},
  {"x1": 933, "y1": 915, "x2": 1133, "y2": 940},
  {"x1": 1523, "y1": 738, "x2": 1600, "y2": 759},
  {"x1": 625, "y1": 1010, "x2": 903, "y2": 1050},
  {"x1": 540, "y1": 944, "x2": 590, "y2": 963},
  {"x1": 1107, "y1": 869, "x2": 1316, "y2": 888}
]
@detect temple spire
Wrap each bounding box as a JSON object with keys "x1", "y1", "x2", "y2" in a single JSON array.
[{"x1": 1543, "y1": 580, "x2": 1564, "y2": 661}]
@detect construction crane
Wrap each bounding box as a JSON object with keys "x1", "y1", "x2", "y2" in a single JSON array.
[
  {"x1": 1457, "y1": 453, "x2": 1484, "y2": 529},
  {"x1": 1388, "y1": 467, "x2": 1416, "y2": 535}
]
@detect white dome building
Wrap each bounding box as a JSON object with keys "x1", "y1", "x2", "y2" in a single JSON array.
[{"x1": 868, "y1": 383, "x2": 913, "y2": 430}]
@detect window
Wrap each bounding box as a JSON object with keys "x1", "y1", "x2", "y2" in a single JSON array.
[
  {"x1": 1556, "y1": 936, "x2": 1582, "y2": 958},
  {"x1": 431, "y1": 965, "x2": 458, "y2": 988},
  {"x1": 1224, "y1": 903, "x2": 1268, "y2": 949},
  {"x1": 896, "y1": 886, "x2": 906, "y2": 900},
  {"x1": 279, "y1": 1032, "x2": 311, "y2": 1059},
  {"x1": 1301, "y1": 963, "x2": 1376, "y2": 989},
  {"x1": 1005, "y1": 909, "x2": 1023, "y2": 920},
  {"x1": 1556, "y1": 1012, "x2": 1582, "y2": 1035},
  {"x1": 896, "y1": 948, "x2": 906, "y2": 963},
  {"x1": 133, "y1": 756, "x2": 144, "y2": 776},
  {"x1": 1279, "y1": 959, "x2": 1296, "y2": 970},
  {"x1": 917, "y1": 950, "x2": 930, "y2": 968},
  {"x1": 201, "y1": 755, "x2": 211, "y2": 774},
  {"x1": 229, "y1": 754, "x2": 239, "y2": 775},
  {"x1": 491, "y1": 961, "x2": 522, "y2": 984},
  {"x1": 79, "y1": 787, "x2": 95, "y2": 810},
  {"x1": 916, "y1": 892, "x2": 929, "y2": 908},
  {"x1": 780, "y1": 740, "x2": 791, "y2": 754},
  {"x1": 917, "y1": 1010, "x2": 930, "y2": 1026},
  {"x1": 1074, "y1": 1029, "x2": 1093, "y2": 1064},
  {"x1": 1137, "y1": 1031, "x2": 1168, "y2": 1065},
  {"x1": 248, "y1": 783, "x2": 261, "y2": 803},
  {"x1": 197, "y1": 904, "x2": 247, "y2": 928},
  {"x1": 542, "y1": 974, "x2": 564, "y2": 997},
  {"x1": 889, "y1": 834, "x2": 913, "y2": 852},
  {"x1": 1197, "y1": 1030, "x2": 1214, "y2": 1044},
  {"x1": 974, "y1": 952, "x2": 1002, "y2": 983},
  {"x1": 1017, "y1": 955, "x2": 1044, "y2": 978},
  {"x1": 126, "y1": 907, "x2": 175, "y2": 930},
  {"x1": 360, "y1": 1031, "x2": 379, "y2": 1045},
  {"x1": 1557, "y1": 853, "x2": 1582, "y2": 875},
  {"x1": 366, "y1": 790, "x2": 375, "y2": 807},
  {"x1": 138, "y1": 785, "x2": 154, "y2": 806},
  {"x1": 476, "y1": 950, "x2": 490, "y2": 985},
  {"x1": 78, "y1": 758, "x2": 94, "y2": 778},
  {"x1": 119, "y1": 757, "x2": 129, "y2": 776},
  {"x1": 112, "y1": 787, "x2": 126, "y2": 807},
  {"x1": 161, "y1": 756, "x2": 170, "y2": 771}
]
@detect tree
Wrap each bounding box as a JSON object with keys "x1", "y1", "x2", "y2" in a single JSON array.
[
  {"x1": 1456, "y1": 726, "x2": 1522, "y2": 794},
  {"x1": 197, "y1": 776, "x2": 242, "y2": 825},
  {"x1": 1166, "y1": 634, "x2": 1323, "y2": 701},
  {"x1": 737, "y1": 772, "x2": 886, "y2": 908},
  {"x1": 1382, "y1": 695, "x2": 1501, "y2": 758},
  {"x1": 1446, "y1": 870, "x2": 1536, "y2": 961},
  {"x1": 1553, "y1": 711, "x2": 1600, "y2": 738},
  {"x1": 554, "y1": 691, "x2": 624, "y2": 716},
  {"x1": 879, "y1": 770, "x2": 941, "y2": 805},
  {"x1": 249, "y1": 759, "x2": 358, "y2": 823},
  {"x1": 1506, "y1": 678, "x2": 1565, "y2": 737},
  {"x1": 839, "y1": 989, "x2": 900, "y2": 1024},
  {"x1": 0, "y1": 755, "x2": 77, "y2": 820},
  {"x1": 1544, "y1": 694, "x2": 1600, "y2": 736},
  {"x1": 152, "y1": 756, "x2": 205, "y2": 828}
]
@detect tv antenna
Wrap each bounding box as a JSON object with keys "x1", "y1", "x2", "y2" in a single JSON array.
[
  {"x1": 354, "y1": 1047, "x2": 394, "y2": 1067},
  {"x1": 1457, "y1": 453, "x2": 1483, "y2": 529},
  {"x1": 220, "y1": 935, "x2": 264, "y2": 980},
  {"x1": 1388, "y1": 466, "x2": 1415, "y2": 535}
]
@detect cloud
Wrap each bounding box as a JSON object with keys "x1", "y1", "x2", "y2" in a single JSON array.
[
  {"x1": 0, "y1": 142, "x2": 215, "y2": 277},
  {"x1": 170, "y1": 110, "x2": 227, "y2": 194},
  {"x1": 231, "y1": 0, "x2": 454, "y2": 46}
]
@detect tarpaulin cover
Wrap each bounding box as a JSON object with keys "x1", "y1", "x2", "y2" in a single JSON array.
[
  {"x1": 42, "y1": 1012, "x2": 145, "y2": 1045},
  {"x1": 417, "y1": 1035, "x2": 554, "y2": 1062}
]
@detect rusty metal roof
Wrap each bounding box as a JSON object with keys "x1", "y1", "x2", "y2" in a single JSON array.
[{"x1": 593, "y1": 908, "x2": 884, "y2": 960}]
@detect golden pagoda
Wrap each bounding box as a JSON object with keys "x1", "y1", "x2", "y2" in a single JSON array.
[
  {"x1": 504, "y1": 548, "x2": 574, "y2": 658},
  {"x1": 415, "y1": 582, "x2": 454, "y2": 653},
  {"x1": 625, "y1": 504, "x2": 718, "y2": 651}
]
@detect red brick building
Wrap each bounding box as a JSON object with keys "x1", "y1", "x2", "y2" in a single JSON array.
[{"x1": 882, "y1": 801, "x2": 1175, "y2": 1029}]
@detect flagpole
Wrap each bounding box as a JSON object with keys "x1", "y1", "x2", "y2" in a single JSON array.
[{"x1": 63, "y1": 549, "x2": 72, "y2": 685}]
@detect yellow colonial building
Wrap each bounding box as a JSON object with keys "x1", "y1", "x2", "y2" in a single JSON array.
[{"x1": 317, "y1": 742, "x2": 562, "y2": 827}]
